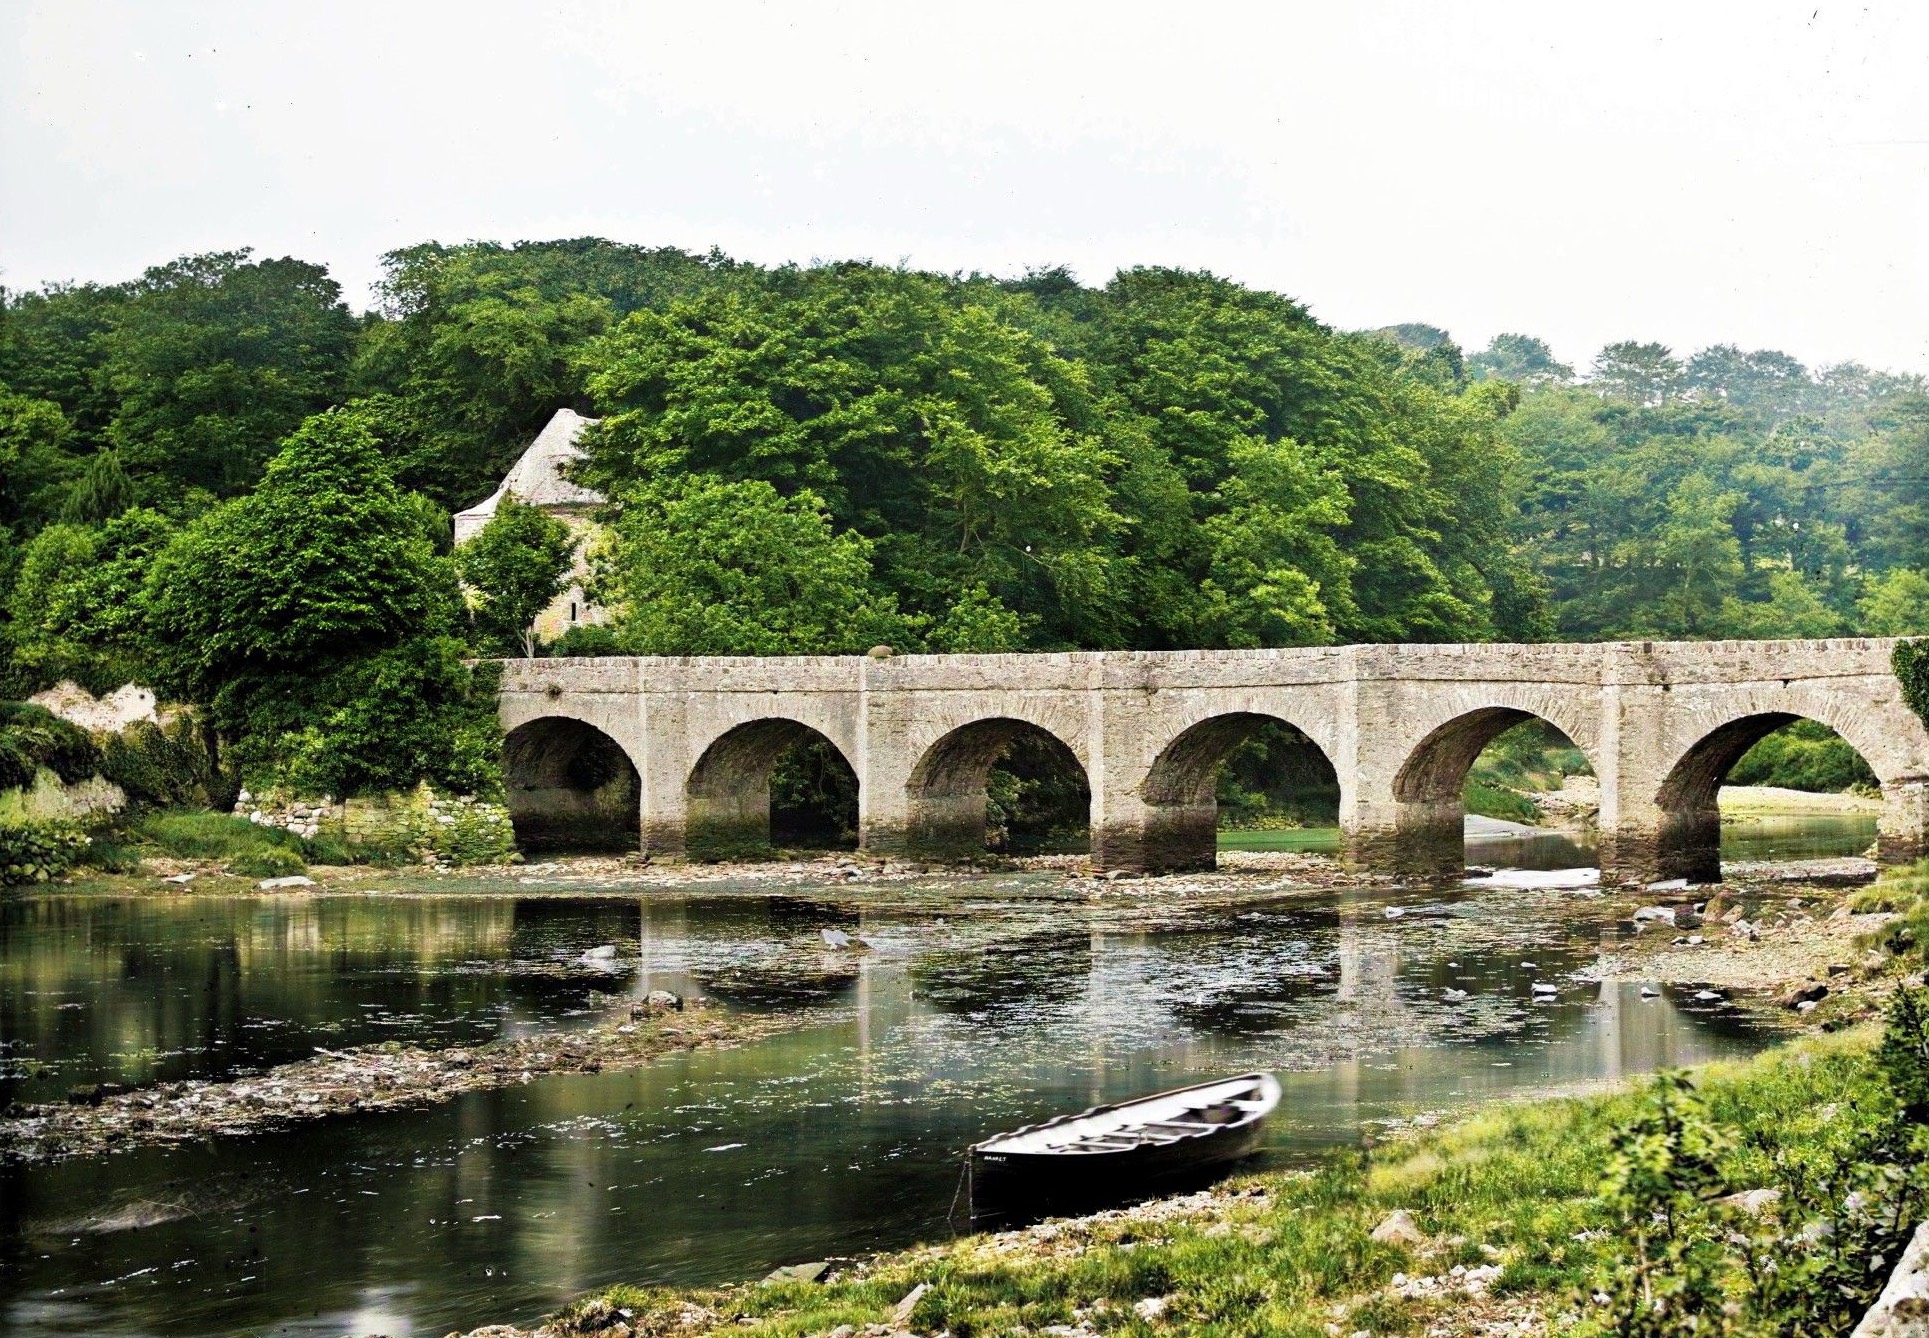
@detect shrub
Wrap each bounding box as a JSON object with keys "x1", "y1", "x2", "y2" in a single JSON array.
[
  {"x1": 396, "y1": 784, "x2": 517, "y2": 865},
  {"x1": 0, "y1": 819, "x2": 90, "y2": 886},
  {"x1": 97, "y1": 713, "x2": 218, "y2": 809},
  {"x1": 1896, "y1": 639, "x2": 1929, "y2": 728},
  {"x1": 249, "y1": 639, "x2": 503, "y2": 801},
  {"x1": 0, "y1": 701, "x2": 99, "y2": 790},
  {"x1": 75, "y1": 833, "x2": 143, "y2": 874},
  {"x1": 1727, "y1": 718, "x2": 1876, "y2": 792},
  {"x1": 548, "y1": 623, "x2": 622, "y2": 657},
  {"x1": 1581, "y1": 990, "x2": 1929, "y2": 1336},
  {"x1": 135, "y1": 810, "x2": 305, "y2": 862},
  {"x1": 228, "y1": 845, "x2": 308, "y2": 878}
]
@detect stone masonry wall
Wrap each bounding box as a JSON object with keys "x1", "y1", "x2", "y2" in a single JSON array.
[{"x1": 494, "y1": 639, "x2": 1929, "y2": 880}]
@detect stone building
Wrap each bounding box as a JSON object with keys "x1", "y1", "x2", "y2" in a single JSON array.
[{"x1": 453, "y1": 407, "x2": 610, "y2": 645}]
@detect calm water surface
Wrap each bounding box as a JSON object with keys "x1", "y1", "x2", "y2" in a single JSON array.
[{"x1": 0, "y1": 857, "x2": 1788, "y2": 1338}]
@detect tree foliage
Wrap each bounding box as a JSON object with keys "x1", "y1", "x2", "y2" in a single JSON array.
[
  {"x1": 141, "y1": 408, "x2": 483, "y2": 794},
  {"x1": 458, "y1": 494, "x2": 577, "y2": 656},
  {"x1": 593, "y1": 476, "x2": 906, "y2": 656},
  {"x1": 3, "y1": 238, "x2": 1929, "y2": 805}
]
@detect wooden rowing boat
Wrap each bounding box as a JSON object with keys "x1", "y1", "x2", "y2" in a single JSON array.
[{"x1": 968, "y1": 1072, "x2": 1281, "y2": 1227}]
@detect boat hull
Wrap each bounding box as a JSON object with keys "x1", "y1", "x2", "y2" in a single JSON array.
[{"x1": 969, "y1": 1109, "x2": 1269, "y2": 1228}]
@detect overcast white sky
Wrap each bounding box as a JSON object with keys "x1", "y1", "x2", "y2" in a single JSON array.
[{"x1": 5, "y1": 1, "x2": 1928, "y2": 374}]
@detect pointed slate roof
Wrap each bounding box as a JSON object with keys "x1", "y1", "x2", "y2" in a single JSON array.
[{"x1": 453, "y1": 408, "x2": 604, "y2": 543}]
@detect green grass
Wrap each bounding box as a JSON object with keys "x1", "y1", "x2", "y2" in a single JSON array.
[
  {"x1": 1215, "y1": 826, "x2": 1341, "y2": 853},
  {"x1": 1462, "y1": 779, "x2": 1544, "y2": 825},
  {"x1": 550, "y1": 1032, "x2": 1891, "y2": 1338}
]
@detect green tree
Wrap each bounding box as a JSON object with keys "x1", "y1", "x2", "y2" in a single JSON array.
[
  {"x1": 581, "y1": 269, "x2": 1128, "y2": 647},
  {"x1": 61, "y1": 449, "x2": 133, "y2": 523},
  {"x1": 457, "y1": 494, "x2": 577, "y2": 656},
  {"x1": 593, "y1": 475, "x2": 905, "y2": 656},
  {"x1": 1647, "y1": 474, "x2": 1745, "y2": 636},
  {"x1": 100, "y1": 251, "x2": 357, "y2": 500},
  {"x1": 352, "y1": 239, "x2": 738, "y2": 506},
  {"x1": 1590, "y1": 341, "x2": 1682, "y2": 407},
  {"x1": 8, "y1": 508, "x2": 175, "y2": 691},
  {"x1": 1862, "y1": 568, "x2": 1929, "y2": 635},
  {"x1": 143, "y1": 408, "x2": 481, "y2": 793},
  {"x1": 0, "y1": 386, "x2": 77, "y2": 535},
  {"x1": 1469, "y1": 333, "x2": 1573, "y2": 387}
]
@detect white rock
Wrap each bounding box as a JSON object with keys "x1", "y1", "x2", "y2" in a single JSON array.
[
  {"x1": 1133, "y1": 1297, "x2": 1168, "y2": 1320},
  {"x1": 256, "y1": 876, "x2": 315, "y2": 889},
  {"x1": 893, "y1": 1282, "x2": 929, "y2": 1324},
  {"x1": 1852, "y1": 1220, "x2": 1929, "y2": 1337},
  {"x1": 1369, "y1": 1209, "x2": 1427, "y2": 1247}
]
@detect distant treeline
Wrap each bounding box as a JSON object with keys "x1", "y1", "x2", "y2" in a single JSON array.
[{"x1": 1, "y1": 241, "x2": 1924, "y2": 797}]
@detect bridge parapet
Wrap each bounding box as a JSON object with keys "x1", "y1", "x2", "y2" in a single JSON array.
[{"x1": 494, "y1": 639, "x2": 1929, "y2": 881}]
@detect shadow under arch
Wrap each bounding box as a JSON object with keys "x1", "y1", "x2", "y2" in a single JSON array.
[
  {"x1": 1134, "y1": 712, "x2": 1340, "y2": 872},
  {"x1": 1389, "y1": 706, "x2": 1595, "y2": 876},
  {"x1": 503, "y1": 716, "x2": 640, "y2": 853},
  {"x1": 687, "y1": 719, "x2": 859, "y2": 859},
  {"x1": 1649, "y1": 712, "x2": 1877, "y2": 882},
  {"x1": 905, "y1": 717, "x2": 1090, "y2": 858}
]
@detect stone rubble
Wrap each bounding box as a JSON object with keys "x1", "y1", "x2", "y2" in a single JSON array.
[{"x1": 0, "y1": 998, "x2": 790, "y2": 1163}]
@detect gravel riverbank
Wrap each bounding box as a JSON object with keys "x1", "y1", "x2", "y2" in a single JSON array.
[{"x1": 0, "y1": 998, "x2": 797, "y2": 1163}]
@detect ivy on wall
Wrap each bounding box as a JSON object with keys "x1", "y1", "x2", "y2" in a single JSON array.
[{"x1": 1893, "y1": 640, "x2": 1929, "y2": 730}]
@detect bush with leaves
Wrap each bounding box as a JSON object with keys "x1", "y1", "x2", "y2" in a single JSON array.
[
  {"x1": 97, "y1": 712, "x2": 218, "y2": 809},
  {"x1": 457, "y1": 493, "x2": 577, "y2": 656},
  {"x1": 142, "y1": 408, "x2": 494, "y2": 797},
  {"x1": 1583, "y1": 1072, "x2": 1733, "y2": 1336},
  {"x1": 1582, "y1": 989, "x2": 1929, "y2": 1337},
  {"x1": 1896, "y1": 640, "x2": 1929, "y2": 732},
  {"x1": 0, "y1": 701, "x2": 98, "y2": 791},
  {"x1": 267, "y1": 641, "x2": 504, "y2": 800}
]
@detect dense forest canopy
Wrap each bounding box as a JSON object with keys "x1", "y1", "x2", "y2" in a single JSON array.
[{"x1": 2, "y1": 238, "x2": 1926, "y2": 797}]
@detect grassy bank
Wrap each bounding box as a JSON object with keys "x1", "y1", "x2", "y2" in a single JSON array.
[{"x1": 494, "y1": 1022, "x2": 1916, "y2": 1338}]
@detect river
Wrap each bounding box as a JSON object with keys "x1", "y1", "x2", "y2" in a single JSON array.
[{"x1": 0, "y1": 815, "x2": 1871, "y2": 1338}]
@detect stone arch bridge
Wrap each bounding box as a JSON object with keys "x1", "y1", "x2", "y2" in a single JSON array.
[{"x1": 496, "y1": 639, "x2": 1929, "y2": 882}]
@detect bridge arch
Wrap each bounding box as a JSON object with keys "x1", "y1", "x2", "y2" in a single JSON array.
[
  {"x1": 1386, "y1": 696, "x2": 1599, "y2": 876},
  {"x1": 1647, "y1": 698, "x2": 1897, "y2": 881},
  {"x1": 1136, "y1": 711, "x2": 1340, "y2": 872},
  {"x1": 906, "y1": 717, "x2": 1090, "y2": 857},
  {"x1": 502, "y1": 715, "x2": 641, "y2": 852},
  {"x1": 687, "y1": 718, "x2": 859, "y2": 858}
]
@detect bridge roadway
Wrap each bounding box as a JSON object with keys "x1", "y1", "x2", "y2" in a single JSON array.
[{"x1": 495, "y1": 638, "x2": 1929, "y2": 881}]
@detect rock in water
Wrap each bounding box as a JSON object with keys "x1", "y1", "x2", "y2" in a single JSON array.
[{"x1": 820, "y1": 927, "x2": 852, "y2": 949}]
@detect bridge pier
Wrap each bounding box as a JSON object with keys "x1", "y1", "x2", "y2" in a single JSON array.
[{"x1": 494, "y1": 640, "x2": 1929, "y2": 883}]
